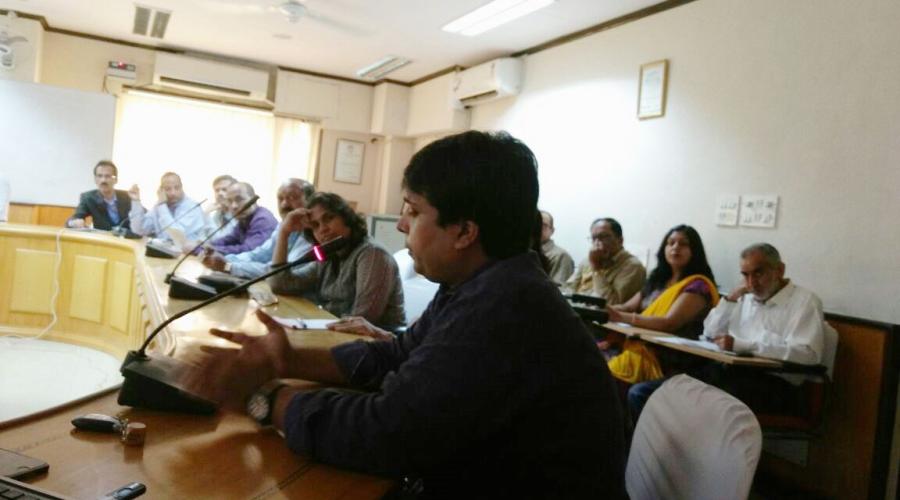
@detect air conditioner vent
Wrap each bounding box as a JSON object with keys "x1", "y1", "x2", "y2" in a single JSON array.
[
  {"x1": 452, "y1": 58, "x2": 522, "y2": 107},
  {"x1": 152, "y1": 53, "x2": 271, "y2": 105},
  {"x1": 157, "y1": 76, "x2": 252, "y2": 97},
  {"x1": 459, "y1": 90, "x2": 499, "y2": 105},
  {"x1": 133, "y1": 5, "x2": 170, "y2": 39}
]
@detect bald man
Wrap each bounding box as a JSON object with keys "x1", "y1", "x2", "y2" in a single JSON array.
[
  {"x1": 203, "y1": 179, "x2": 314, "y2": 277},
  {"x1": 208, "y1": 181, "x2": 278, "y2": 255}
]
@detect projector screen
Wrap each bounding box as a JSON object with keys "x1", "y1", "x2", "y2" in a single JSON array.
[{"x1": 0, "y1": 79, "x2": 116, "y2": 206}]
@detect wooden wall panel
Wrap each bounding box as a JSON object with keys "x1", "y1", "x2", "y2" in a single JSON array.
[
  {"x1": 10, "y1": 249, "x2": 57, "y2": 314},
  {"x1": 107, "y1": 261, "x2": 133, "y2": 333},
  {"x1": 68, "y1": 255, "x2": 108, "y2": 323},
  {"x1": 8, "y1": 204, "x2": 38, "y2": 224},
  {"x1": 37, "y1": 205, "x2": 77, "y2": 227},
  {"x1": 758, "y1": 318, "x2": 893, "y2": 499},
  {"x1": 8, "y1": 203, "x2": 75, "y2": 227}
]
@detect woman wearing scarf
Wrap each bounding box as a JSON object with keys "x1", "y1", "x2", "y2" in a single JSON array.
[
  {"x1": 268, "y1": 192, "x2": 406, "y2": 332},
  {"x1": 604, "y1": 224, "x2": 719, "y2": 385}
]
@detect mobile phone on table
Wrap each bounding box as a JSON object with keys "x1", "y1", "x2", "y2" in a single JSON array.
[{"x1": 0, "y1": 447, "x2": 49, "y2": 480}]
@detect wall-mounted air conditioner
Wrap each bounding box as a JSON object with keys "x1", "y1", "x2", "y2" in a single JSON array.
[
  {"x1": 152, "y1": 53, "x2": 271, "y2": 104},
  {"x1": 451, "y1": 57, "x2": 523, "y2": 108}
]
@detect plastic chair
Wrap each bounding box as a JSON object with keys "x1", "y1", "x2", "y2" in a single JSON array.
[
  {"x1": 626, "y1": 374, "x2": 762, "y2": 500},
  {"x1": 392, "y1": 249, "x2": 439, "y2": 324}
]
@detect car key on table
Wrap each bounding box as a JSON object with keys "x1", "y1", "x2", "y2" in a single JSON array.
[{"x1": 71, "y1": 413, "x2": 124, "y2": 434}]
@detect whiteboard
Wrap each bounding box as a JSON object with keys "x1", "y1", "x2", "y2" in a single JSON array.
[{"x1": 0, "y1": 79, "x2": 115, "y2": 206}]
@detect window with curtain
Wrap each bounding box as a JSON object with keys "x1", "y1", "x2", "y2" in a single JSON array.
[{"x1": 112, "y1": 90, "x2": 313, "y2": 216}]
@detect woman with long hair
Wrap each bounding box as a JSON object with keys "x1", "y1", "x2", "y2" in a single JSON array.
[
  {"x1": 604, "y1": 224, "x2": 719, "y2": 384},
  {"x1": 268, "y1": 192, "x2": 406, "y2": 331}
]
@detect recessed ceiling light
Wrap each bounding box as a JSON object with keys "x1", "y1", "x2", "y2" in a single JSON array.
[
  {"x1": 443, "y1": 0, "x2": 555, "y2": 36},
  {"x1": 273, "y1": 33, "x2": 292, "y2": 40}
]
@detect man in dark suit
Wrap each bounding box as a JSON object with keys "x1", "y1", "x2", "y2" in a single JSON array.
[{"x1": 66, "y1": 160, "x2": 134, "y2": 234}]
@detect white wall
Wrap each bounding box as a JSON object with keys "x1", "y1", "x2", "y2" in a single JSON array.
[
  {"x1": 315, "y1": 129, "x2": 384, "y2": 214},
  {"x1": 406, "y1": 73, "x2": 469, "y2": 137},
  {"x1": 464, "y1": 0, "x2": 900, "y2": 323},
  {"x1": 40, "y1": 32, "x2": 155, "y2": 92}
]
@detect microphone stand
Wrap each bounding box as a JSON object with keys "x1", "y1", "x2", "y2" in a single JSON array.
[
  {"x1": 155, "y1": 197, "x2": 208, "y2": 236},
  {"x1": 144, "y1": 198, "x2": 208, "y2": 259},
  {"x1": 164, "y1": 196, "x2": 259, "y2": 300},
  {"x1": 118, "y1": 237, "x2": 346, "y2": 414}
]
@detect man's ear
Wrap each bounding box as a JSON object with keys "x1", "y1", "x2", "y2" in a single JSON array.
[{"x1": 453, "y1": 220, "x2": 480, "y2": 250}]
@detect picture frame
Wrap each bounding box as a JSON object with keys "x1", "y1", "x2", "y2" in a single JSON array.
[
  {"x1": 637, "y1": 59, "x2": 669, "y2": 119},
  {"x1": 333, "y1": 139, "x2": 365, "y2": 184}
]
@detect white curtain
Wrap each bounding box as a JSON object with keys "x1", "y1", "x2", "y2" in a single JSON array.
[{"x1": 112, "y1": 91, "x2": 312, "y2": 213}]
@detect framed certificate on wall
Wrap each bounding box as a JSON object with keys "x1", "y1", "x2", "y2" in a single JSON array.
[
  {"x1": 638, "y1": 59, "x2": 669, "y2": 119},
  {"x1": 334, "y1": 139, "x2": 365, "y2": 184}
]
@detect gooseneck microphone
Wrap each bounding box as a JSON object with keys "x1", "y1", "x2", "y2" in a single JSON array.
[
  {"x1": 111, "y1": 211, "x2": 135, "y2": 238},
  {"x1": 155, "y1": 197, "x2": 208, "y2": 236},
  {"x1": 118, "y1": 236, "x2": 347, "y2": 414},
  {"x1": 144, "y1": 197, "x2": 208, "y2": 259},
  {"x1": 164, "y1": 195, "x2": 259, "y2": 298}
]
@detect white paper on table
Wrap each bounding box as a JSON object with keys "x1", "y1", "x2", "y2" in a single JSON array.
[
  {"x1": 165, "y1": 226, "x2": 187, "y2": 249},
  {"x1": 271, "y1": 316, "x2": 335, "y2": 330},
  {"x1": 654, "y1": 336, "x2": 736, "y2": 355}
]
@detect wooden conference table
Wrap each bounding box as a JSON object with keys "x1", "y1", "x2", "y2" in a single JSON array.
[
  {"x1": 0, "y1": 224, "x2": 394, "y2": 499},
  {"x1": 600, "y1": 321, "x2": 784, "y2": 369}
]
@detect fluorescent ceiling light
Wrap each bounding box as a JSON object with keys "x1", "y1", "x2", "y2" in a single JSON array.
[
  {"x1": 442, "y1": 0, "x2": 555, "y2": 37},
  {"x1": 356, "y1": 55, "x2": 412, "y2": 80}
]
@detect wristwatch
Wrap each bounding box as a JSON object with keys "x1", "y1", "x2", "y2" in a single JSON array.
[{"x1": 247, "y1": 380, "x2": 287, "y2": 426}]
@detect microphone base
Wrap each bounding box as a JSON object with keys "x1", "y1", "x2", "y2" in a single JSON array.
[
  {"x1": 146, "y1": 241, "x2": 180, "y2": 259},
  {"x1": 118, "y1": 351, "x2": 217, "y2": 414},
  {"x1": 198, "y1": 273, "x2": 249, "y2": 295},
  {"x1": 169, "y1": 276, "x2": 218, "y2": 300}
]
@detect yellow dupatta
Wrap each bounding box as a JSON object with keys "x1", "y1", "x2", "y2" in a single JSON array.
[{"x1": 607, "y1": 274, "x2": 719, "y2": 384}]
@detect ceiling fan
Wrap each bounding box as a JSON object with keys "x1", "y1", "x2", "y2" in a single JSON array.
[
  {"x1": 0, "y1": 11, "x2": 32, "y2": 71},
  {"x1": 201, "y1": 0, "x2": 366, "y2": 35}
]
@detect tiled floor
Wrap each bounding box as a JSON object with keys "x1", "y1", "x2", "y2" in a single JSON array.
[{"x1": 0, "y1": 336, "x2": 122, "y2": 423}]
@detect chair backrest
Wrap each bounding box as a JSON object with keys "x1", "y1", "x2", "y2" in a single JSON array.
[
  {"x1": 392, "y1": 249, "x2": 439, "y2": 324},
  {"x1": 392, "y1": 248, "x2": 417, "y2": 281},
  {"x1": 626, "y1": 374, "x2": 763, "y2": 500},
  {"x1": 822, "y1": 322, "x2": 839, "y2": 380}
]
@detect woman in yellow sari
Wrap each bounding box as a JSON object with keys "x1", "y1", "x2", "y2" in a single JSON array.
[{"x1": 604, "y1": 225, "x2": 719, "y2": 384}]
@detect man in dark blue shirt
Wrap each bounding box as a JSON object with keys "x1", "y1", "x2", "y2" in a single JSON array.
[{"x1": 186, "y1": 131, "x2": 627, "y2": 498}]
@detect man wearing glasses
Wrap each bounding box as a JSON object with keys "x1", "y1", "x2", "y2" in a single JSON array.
[
  {"x1": 564, "y1": 217, "x2": 646, "y2": 305},
  {"x1": 66, "y1": 160, "x2": 134, "y2": 234}
]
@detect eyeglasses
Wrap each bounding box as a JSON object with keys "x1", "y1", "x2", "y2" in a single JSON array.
[
  {"x1": 95, "y1": 173, "x2": 117, "y2": 179},
  {"x1": 588, "y1": 234, "x2": 615, "y2": 243}
]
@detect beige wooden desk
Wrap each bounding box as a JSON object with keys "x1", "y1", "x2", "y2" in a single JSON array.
[
  {"x1": 601, "y1": 321, "x2": 783, "y2": 369},
  {"x1": 0, "y1": 224, "x2": 394, "y2": 499}
]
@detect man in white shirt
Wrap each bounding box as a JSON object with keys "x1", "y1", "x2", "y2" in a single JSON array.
[
  {"x1": 700, "y1": 242, "x2": 831, "y2": 413},
  {"x1": 704, "y1": 243, "x2": 825, "y2": 365},
  {"x1": 628, "y1": 243, "x2": 830, "y2": 419},
  {"x1": 129, "y1": 172, "x2": 209, "y2": 246}
]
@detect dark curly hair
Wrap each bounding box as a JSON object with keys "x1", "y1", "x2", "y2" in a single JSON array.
[{"x1": 304, "y1": 192, "x2": 367, "y2": 248}]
